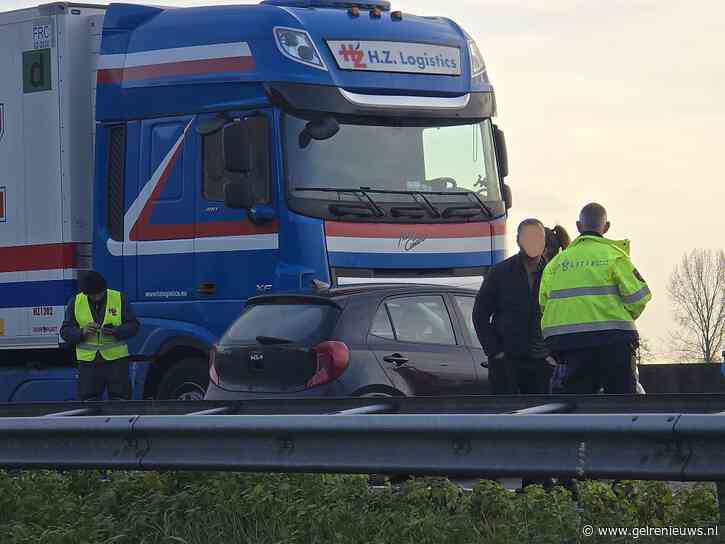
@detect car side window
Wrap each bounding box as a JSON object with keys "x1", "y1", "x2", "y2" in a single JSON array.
[
  {"x1": 386, "y1": 296, "x2": 455, "y2": 346},
  {"x1": 453, "y1": 296, "x2": 482, "y2": 349},
  {"x1": 370, "y1": 305, "x2": 395, "y2": 340}
]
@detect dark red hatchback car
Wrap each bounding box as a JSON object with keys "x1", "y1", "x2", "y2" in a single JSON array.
[{"x1": 205, "y1": 284, "x2": 489, "y2": 399}]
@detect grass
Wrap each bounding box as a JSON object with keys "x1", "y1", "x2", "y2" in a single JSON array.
[{"x1": 0, "y1": 471, "x2": 721, "y2": 544}]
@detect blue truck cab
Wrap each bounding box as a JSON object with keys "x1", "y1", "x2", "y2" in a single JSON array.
[{"x1": 0, "y1": 0, "x2": 509, "y2": 401}]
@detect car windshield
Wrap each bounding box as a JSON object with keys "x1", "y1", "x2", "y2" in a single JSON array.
[
  {"x1": 220, "y1": 303, "x2": 340, "y2": 346},
  {"x1": 284, "y1": 115, "x2": 502, "y2": 201}
]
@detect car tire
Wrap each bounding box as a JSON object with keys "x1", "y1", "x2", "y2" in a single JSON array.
[{"x1": 156, "y1": 357, "x2": 209, "y2": 400}]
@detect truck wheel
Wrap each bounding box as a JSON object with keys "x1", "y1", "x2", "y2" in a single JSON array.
[{"x1": 156, "y1": 357, "x2": 209, "y2": 400}]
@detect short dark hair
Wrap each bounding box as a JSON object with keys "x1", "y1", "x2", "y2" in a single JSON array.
[
  {"x1": 517, "y1": 218, "x2": 544, "y2": 237},
  {"x1": 80, "y1": 271, "x2": 107, "y2": 296},
  {"x1": 579, "y1": 203, "x2": 607, "y2": 230}
]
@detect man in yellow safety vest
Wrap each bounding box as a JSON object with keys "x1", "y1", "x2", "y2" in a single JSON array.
[
  {"x1": 539, "y1": 203, "x2": 651, "y2": 394},
  {"x1": 60, "y1": 271, "x2": 139, "y2": 400}
]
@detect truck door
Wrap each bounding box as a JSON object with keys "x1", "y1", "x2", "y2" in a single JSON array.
[
  {"x1": 193, "y1": 111, "x2": 279, "y2": 336},
  {"x1": 132, "y1": 116, "x2": 197, "y2": 303}
]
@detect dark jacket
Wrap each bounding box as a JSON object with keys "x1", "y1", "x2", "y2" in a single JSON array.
[
  {"x1": 60, "y1": 292, "x2": 140, "y2": 362},
  {"x1": 472, "y1": 253, "x2": 549, "y2": 359}
]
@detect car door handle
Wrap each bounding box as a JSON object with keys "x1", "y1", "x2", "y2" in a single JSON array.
[
  {"x1": 383, "y1": 354, "x2": 409, "y2": 366},
  {"x1": 197, "y1": 282, "x2": 217, "y2": 295},
  {"x1": 480, "y1": 361, "x2": 489, "y2": 368}
]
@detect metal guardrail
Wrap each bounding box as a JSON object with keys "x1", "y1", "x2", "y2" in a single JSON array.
[
  {"x1": 2, "y1": 395, "x2": 725, "y2": 481},
  {"x1": 1, "y1": 411, "x2": 725, "y2": 480}
]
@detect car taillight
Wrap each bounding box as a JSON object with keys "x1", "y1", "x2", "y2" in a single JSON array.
[
  {"x1": 306, "y1": 341, "x2": 350, "y2": 388},
  {"x1": 209, "y1": 346, "x2": 220, "y2": 386}
]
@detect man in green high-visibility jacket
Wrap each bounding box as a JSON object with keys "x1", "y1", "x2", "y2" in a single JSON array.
[
  {"x1": 60, "y1": 271, "x2": 139, "y2": 400},
  {"x1": 539, "y1": 203, "x2": 651, "y2": 394}
]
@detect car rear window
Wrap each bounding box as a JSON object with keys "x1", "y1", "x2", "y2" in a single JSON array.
[{"x1": 221, "y1": 303, "x2": 340, "y2": 345}]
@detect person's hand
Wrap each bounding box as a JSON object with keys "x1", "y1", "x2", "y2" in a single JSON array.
[
  {"x1": 82, "y1": 323, "x2": 100, "y2": 338},
  {"x1": 545, "y1": 355, "x2": 558, "y2": 368},
  {"x1": 101, "y1": 325, "x2": 116, "y2": 338},
  {"x1": 83, "y1": 323, "x2": 100, "y2": 334}
]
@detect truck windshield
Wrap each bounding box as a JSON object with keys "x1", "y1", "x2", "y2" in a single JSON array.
[{"x1": 284, "y1": 115, "x2": 502, "y2": 202}]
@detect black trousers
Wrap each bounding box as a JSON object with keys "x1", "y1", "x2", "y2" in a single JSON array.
[
  {"x1": 489, "y1": 356, "x2": 554, "y2": 489},
  {"x1": 78, "y1": 359, "x2": 131, "y2": 401},
  {"x1": 560, "y1": 343, "x2": 636, "y2": 394},
  {"x1": 489, "y1": 356, "x2": 553, "y2": 395}
]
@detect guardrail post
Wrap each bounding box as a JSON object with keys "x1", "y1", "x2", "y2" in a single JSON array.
[{"x1": 716, "y1": 482, "x2": 725, "y2": 523}]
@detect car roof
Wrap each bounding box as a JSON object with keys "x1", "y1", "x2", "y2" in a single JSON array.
[{"x1": 247, "y1": 283, "x2": 478, "y2": 305}]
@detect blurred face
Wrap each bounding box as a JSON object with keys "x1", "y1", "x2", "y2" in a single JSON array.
[
  {"x1": 88, "y1": 292, "x2": 105, "y2": 303},
  {"x1": 518, "y1": 224, "x2": 546, "y2": 259}
]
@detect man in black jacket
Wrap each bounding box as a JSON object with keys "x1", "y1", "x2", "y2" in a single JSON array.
[
  {"x1": 473, "y1": 218, "x2": 556, "y2": 394},
  {"x1": 60, "y1": 271, "x2": 140, "y2": 401}
]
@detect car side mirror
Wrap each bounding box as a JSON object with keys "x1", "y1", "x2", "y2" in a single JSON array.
[
  {"x1": 223, "y1": 120, "x2": 252, "y2": 174},
  {"x1": 492, "y1": 124, "x2": 508, "y2": 179},
  {"x1": 224, "y1": 181, "x2": 256, "y2": 210},
  {"x1": 502, "y1": 183, "x2": 513, "y2": 210}
]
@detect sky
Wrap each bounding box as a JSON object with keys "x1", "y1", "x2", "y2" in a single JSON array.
[{"x1": 4, "y1": 0, "x2": 724, "y2": 359}]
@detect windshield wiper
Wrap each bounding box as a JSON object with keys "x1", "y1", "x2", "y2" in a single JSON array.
[
  {"x1": 297, "y1": 186, "x2": 440, "y2": 217},
  {"x1": 256, "y1": 335, "x2": 293, "y2": 345},
  {"x1": 295, "y1": 187, "x2": 385, "y2": 217},
  {"x1": 412, "y1": 192, "x2": 442, "y2": 219},
  {"x1": 467, "y1": 192, "x2": 494, "y2": 218},
  {"x1": 295, "y1": 186, "x2": 494, "y2": 219}
]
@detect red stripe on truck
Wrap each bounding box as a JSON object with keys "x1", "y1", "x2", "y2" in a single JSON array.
[
  {"x1": 97, "y1": 56, "x2": 256, "y2": 85},
  {"x1": 324, "y1": 221, "x2": 493, "y2": 238},
  {"x1": 0, "y1": 243, "x2": 76, "y2": 273},
  {"x1": 127, "y1": 131, "x2": 277, "y2": 241}
]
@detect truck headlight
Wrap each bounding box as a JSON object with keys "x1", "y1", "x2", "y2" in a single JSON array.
[
  {"x1": 274, "y1": 27, "x2": 327, "y2": 70},
  {"x1": 467, "y1": 39, "x2": 486, "y2": 78}
]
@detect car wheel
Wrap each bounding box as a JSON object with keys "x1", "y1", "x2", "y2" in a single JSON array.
[{"x1": 156, "y1": 357, "x2": 209, "y2": 400}]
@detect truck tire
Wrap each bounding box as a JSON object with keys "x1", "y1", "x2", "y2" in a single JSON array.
[{"x1": 156, "y1": 357, "x2": 209, "y2": 400}]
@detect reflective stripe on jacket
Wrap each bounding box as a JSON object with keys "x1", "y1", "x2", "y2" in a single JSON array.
[
  {"x1": 539, "y1": 235, "x2": 651, "y2": 343},
  {"x1": 74, "y1": 289, "x2": 130, "y2": 362}
]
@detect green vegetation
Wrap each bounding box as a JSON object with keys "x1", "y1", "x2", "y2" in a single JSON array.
[{"x1": 0, "y1": 471, "x2": 720, "y2": 543}]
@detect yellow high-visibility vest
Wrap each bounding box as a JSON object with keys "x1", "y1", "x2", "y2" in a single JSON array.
[
  {"x1": 74, "y1": 289, "x2": 130, "y2": 362},
  {"x1": 539, "y1": 235, "x2": 651, "y2": 340}
]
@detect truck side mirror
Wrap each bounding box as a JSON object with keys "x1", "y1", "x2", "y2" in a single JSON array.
[
  {"x1": 223, "y1": 120, "x2": 252, "y2": 174},
  {"x1": 502, "y1": 183, "x2": 513, "y2": 210},
  {"x1": 196, "y1": 114, "x2": 230, "y2": 136},
  {"x1": 224, "y1": 181, "x2": 256, "y2": 210},
  {"x1": 492, "y1": 124, "x2": 508, "y2": 179},
  {"x1": 299, "y1": 116, "x2": 340, "y2": 149}
]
